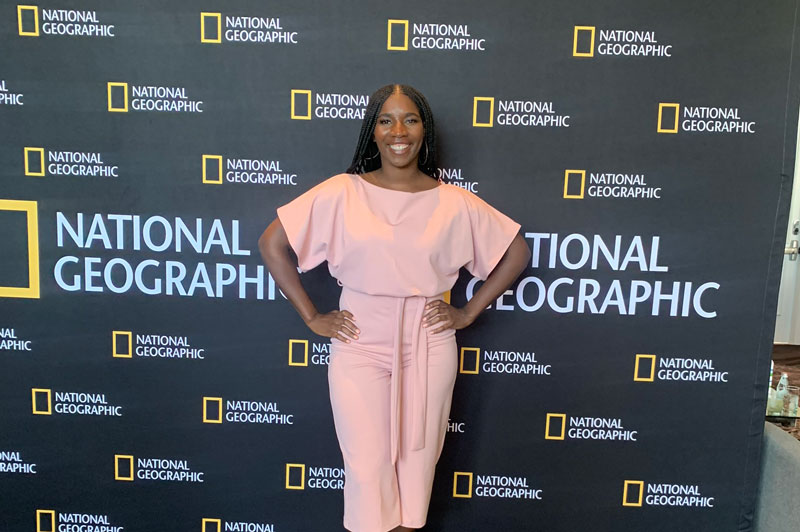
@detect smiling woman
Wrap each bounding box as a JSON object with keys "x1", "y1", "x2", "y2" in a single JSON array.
[{"x1": 258, "y1": 84, "x2": 530, "y2": 532}]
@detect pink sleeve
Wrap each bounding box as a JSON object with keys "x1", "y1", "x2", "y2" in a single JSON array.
[
  {"x1": 461, "y1": 191, "x2": 521, "y2": 280},
  {"x1": 276, "y1": 178, "x2": 342, "y2": 272}
]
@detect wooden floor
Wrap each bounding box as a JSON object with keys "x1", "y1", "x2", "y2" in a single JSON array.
[{"x1": 771, "y1": 345, "x2": 800, "y2": 439}]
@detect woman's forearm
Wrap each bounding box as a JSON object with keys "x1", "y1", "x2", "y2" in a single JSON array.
[
  {"x1": 462, "y1": 233, "x2": 531, "y2": 321},
  {"x1": 258, "y1": 218, "x2": 319, "y2": 324}
]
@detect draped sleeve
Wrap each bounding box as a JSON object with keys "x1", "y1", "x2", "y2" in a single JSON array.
[
  {"x1": 459, "y1": 189, "x2": 522, "y2": 280},
  {"x1": 276, "y1": 175, "x2": 346, "y2": 273}
]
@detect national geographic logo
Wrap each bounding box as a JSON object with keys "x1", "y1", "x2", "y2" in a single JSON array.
[
  {"x1": 458, "y1": 346, "x2": 551, "y2": 376},
  {"x1": 573, "y1": 26, "x2": 672, "y2": 58},
  {"x1": 285, "y1": 463, "x2": 344, "y2": 490},
  {"x1": 622, "y1": 480, "x2": 714, "y2": 508},
  {"x1": 387, "y1": 19, "x2": 486, "y2": 51},
  {"x1": 112, "y1": 330, "x2": 206, "y2": 360},
  {"x1": 0, "y1": 199, "x2": 40, "y2": 299},
  {"x1": 437, "y1": 168, "x2": 478, "y2": 193},
  {"x1": 202, "y1": 397, "x2": 294, "y2": 425},
  {"x1": 633, "y1": 353, "x2": 729, "y2": 383},
  {"x1": 201, "y1": 517, "x2": 275, "y2": 532},
  {"x1": 107, "y1": 82, "x2": 203, "y2": 113},
  {"x1": 0, "y1": 450, "x2": 36, "y2": 474},
  {"x1": 544, "y1": 413, "x2": 637, "y2": 441},
  {"x1": 288, "y1": 339, "x2": 331, "y2": 366},
  {"x1": 472, "y1": 96, "x2": 570, "y2": 128},
  {"x1": 290, "y1": 89, "x2": 368, "y2": 120},
  {"x1": 201, "y1": 154, "x2": 297, "y2": 186},
  {"x1": 17, "y1": 5, "x2": 115, "y2": 37},
  {"x1": 657, "y1": 103, "x2": 755, "y2": 134},
  {"x1": 1, "y1": 327, "x2": 32, "y2": 351},
  {"x1": 31, "y1": 388, "x2": 122, "y2": 416},
  {"x1": 0, "y1": 80, "x2": 24, "y2": 105},
  {"x1": 35, "y1": 510, "x2": 123, "y2": 532},
  {"x1": 562, "y1": 169, "x2": 661, "y2": 200},
  {"x1": 114, "y1": 454, "x2": 204, "y2": 482},
  {"x1": 452, "y1": 471, "x2": 542, "y2": 500},
  {"x1": 23, "y1": 147, "x2": 119, "y2": 178},
  {"x1": 200, "y1": 12, "x2": 298, "y2": 44}
]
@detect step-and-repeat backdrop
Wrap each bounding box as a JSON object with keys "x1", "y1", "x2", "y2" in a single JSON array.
[{"x1": 2, "y1": 1, "x2": 799, "y2": 531}]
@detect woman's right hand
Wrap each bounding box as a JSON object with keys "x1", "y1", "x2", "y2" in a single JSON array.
[{"x1": 306, "y1": 310, "x2": 359, "y2": 343}]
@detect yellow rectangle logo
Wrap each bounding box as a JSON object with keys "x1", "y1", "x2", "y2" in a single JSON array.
[
  {"x1": 24, "y1": 147, "x2": 45, "y2": 177},
  {"x1": 387, "y1": 19, "x2": 409, "y2": 50},
  {"x1": 200, "y1": 12, "x2": 222, "y2": 43},
  {"x1": 545, "y1": 413, "x2": 566, "y2": 440},
  {"x1": 573, "y1": 26, "x2": 595, "y2": 57},
  {"x1": 17, "y1": 5, "x2": 39, "y2": 36},
  {"x1": 459, "y1": 347, "x2": 480, "y2": 374},
  {"x1": 623, "y1": 480, "x2": 644, "y2": 507},
  {"x1": 288, "y1": 339, "x2": 309, "y2": 366},
  {"x1": 452, "y1": 471, "x2": 473, "y2": 498},
  {"x1": 657, "y1": 103, "x2": 680, "y2": 133},
  {"x1": 203, "y1": 396, "x2": 223, "y2": 423},
  {"x1": 290, "y1": 89, "x2": 312, "y2": 120},
  {"x1": 114, "y1": 454, "x2": 134, "y2": 481},
  {"x1": 633, "y1": 354, "x2": 656, "y2": 382},
  {"x1": 202, "y1": 518, "x2": 222, "y2": 532},
  {"x1": 202, "y1": 155, "x2": 223, "y2": 184},
  {"x1": 112, "y1": 330, "x2": 132, "y2": 358},
  {"x1": 0, "y1": 199, "x2": 40, "y2": 299},
  {"x1": 36, "y1": 509, "x2": 56, "y2": 532},
  {"x1": 472, "y1": 97, "x2": 494, "y2": 127},
  {"x1": 31, "y1": 388, "x2": 51, "y2": 415},
  {"x1": 107, "y1": 82, "x2": 129, "y2": 113},
  {"x1": 563, "y1": 169, "x2": 586, "y2": 199},
  {"x1": 285, "y1": 463, "x2": 305, "y2": 489}
]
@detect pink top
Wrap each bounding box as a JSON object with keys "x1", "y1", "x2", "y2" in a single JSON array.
[{"x1": 277, "y1": 173, "x2": 520, "y2": 295}]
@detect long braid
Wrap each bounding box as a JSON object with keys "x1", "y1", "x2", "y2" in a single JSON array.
[{"x1": 346, "y1": 84, "x2": 439, "y2": 179}]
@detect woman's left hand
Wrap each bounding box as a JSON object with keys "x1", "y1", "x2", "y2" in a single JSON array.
[{"x1": 422, "y1": 300, "x2": 475, "y2": 333}]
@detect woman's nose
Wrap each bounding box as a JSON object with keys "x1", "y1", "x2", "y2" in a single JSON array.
[{"x1": 391, "y1": 121, "x2": 407, "y2": 135}]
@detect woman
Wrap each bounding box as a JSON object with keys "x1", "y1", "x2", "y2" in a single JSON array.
[{"x1": 258, "y1": 84, "x2": 530, "y2": 532}]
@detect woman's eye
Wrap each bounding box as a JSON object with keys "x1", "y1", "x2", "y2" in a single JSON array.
[
  {"x1": 379, "y1": 119, "x2": 391, "y2": 125},
  {"x1": 406, "y1": 118, "x2": 418, "y2": 124}
]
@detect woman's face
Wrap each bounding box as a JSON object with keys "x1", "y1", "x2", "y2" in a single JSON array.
[{"x1": 372, "y1": 92, "x2": 424, "y2": 171}]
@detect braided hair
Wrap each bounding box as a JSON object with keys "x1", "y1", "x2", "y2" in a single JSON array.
[{"x1": 346, "y1": 84, "x2": 438, "y2": 179}]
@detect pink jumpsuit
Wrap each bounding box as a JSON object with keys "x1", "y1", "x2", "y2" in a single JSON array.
[{"x1": 277, "y1": 173, "x2": 520, "y2": 532}]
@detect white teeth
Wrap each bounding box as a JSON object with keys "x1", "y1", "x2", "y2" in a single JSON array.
[{"x1": 389, "y1": 144, "x2": 409, "y2": 153}]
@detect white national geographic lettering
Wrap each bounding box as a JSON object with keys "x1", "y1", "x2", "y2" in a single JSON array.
[
  {"x1": 57, "y1": 512, "x2": 124, "y2": 532},
  {"x1": 437, "y1": 168, "x2": 479, "y2": 193},
  {"x1": 312, "y1": 342, "x2": 331, "y2": 365},
  {"x1": 586, "y1": 172, "x2": 661, "y2": 200},
  {"x1": 596, "y1": 29, "x2": 672, "y2": 57},
  {"x1": 0, "y1": 80, "x2": 24, "y2": 105},
  {"x1": 224, "y1": 399, "x2": 294, "y2": 424},
  {"x1": 224, "y1": 14, "x2": 298, "y2": 43},
  {"x1": 656, "y1": 356, "x2": 728, "y2": 383},
  {"x1": 137, "y1": 457, "x2": 204, "y2": 482},
  {"x1": 52, "y1": 390, "x2": 123, "y2": 416},
  {"x1": 410, "y1": 22, "x2": 486, "y2": 51},
  {"x1": 481, "y1": 349, "x2": 552, "y2": 375},
  {"x1": 314, "y1": 93, "x2": 369, "y2": 120},
  {"x1": 41, "y1": 9, "x2": 115, "y2": 37},
  {"x1": 0, "y1": 450, "x2": 36, "y2": 474},
  {"x1": 308, "y1": 466, "x2": 345, "y2": 489},
  {"x1": 223, "y1": 521, "x2": 275, "y2": 532},
  {"x1": 447, "y1": 419, "x2": 466, "y2": 433},
  {"x1": 474, "y1": 474, "x2": 543, "y2": 499},
  {"x1": 135, "y1": 333, "x2": 205, "y2": 359},
  {"x1": 566, "y1": 416, "x2": 638, "y2": 441},
  {"x1": 41, "y1": 150, "x2": 119, "y2": 178},
  {"x1": 53, "y1": 212, "x2": 276, "y2": 300},
  {"x1": 496, "y1": 100, "x2": 570, "y2": 127},
  {"x1": 226, "y1": 157, "x2": 298, "y2": 185},
  {"x1": 465, "y1": 232, "x2": 720, "y2": 317},
  {"x1": 643, "y1": 483, "x2": 714, "y2": 507},
  {"x1": 0, "y1": 327, "x2": 32, "y2": 351},
  {"x1": 130, "y1": 85, "x2": 203, "y2": 113},
  {"x1": 681, "y1": 106, "x2": 755, "y2": 134}
]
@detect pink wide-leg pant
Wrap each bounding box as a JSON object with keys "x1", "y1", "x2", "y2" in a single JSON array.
[{"x1": 329, "y1": 287, "x2": 458, "y2": 532}]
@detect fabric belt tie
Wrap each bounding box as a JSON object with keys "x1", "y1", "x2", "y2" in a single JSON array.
[{"x1": 390, "y1": 295, "x2": 428, "y2": 465}]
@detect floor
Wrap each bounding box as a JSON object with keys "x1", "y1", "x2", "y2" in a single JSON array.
[{"x1": 770, "y1": 344, "x2": 800, "y2": 440}]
